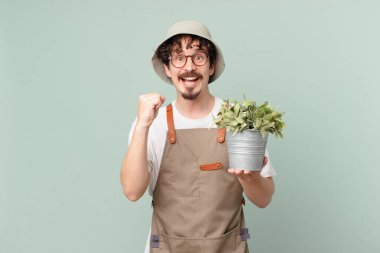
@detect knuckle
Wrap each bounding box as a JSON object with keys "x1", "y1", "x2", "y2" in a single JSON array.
[{"x1": 139, "y1": 95, "x2": 146, "y2": 101}]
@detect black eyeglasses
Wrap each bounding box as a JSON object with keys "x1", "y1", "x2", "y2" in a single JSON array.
[{"x1": 169, "y1": 52, "x2": 208, "y2": 68}]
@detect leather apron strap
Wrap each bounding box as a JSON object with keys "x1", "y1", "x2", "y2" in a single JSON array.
[{"x1": 166, "y1": 104, "x2": 176, "y2": 144}]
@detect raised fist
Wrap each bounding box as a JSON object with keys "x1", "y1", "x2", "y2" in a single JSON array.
[{"x1": 136, "y1": 93, "x2": 166, "y2": 128}]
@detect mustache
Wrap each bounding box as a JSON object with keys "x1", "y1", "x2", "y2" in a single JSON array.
[{"x1": 178, "y1": 71, "x2": 202, "y2": 79}]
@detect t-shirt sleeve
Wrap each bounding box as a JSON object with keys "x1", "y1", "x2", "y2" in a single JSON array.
[
  {"x1": 260, "y1": 148, "x2": 277, "y2": 178},
  {"x1": 127, "y1": 118, "x2": 154, "y2": 174}
]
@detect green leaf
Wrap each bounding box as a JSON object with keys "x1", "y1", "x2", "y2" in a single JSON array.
[
  {"x1": 236, "y1": 117, "x2": 244, "y2": 124},
  {"x1": 213, "y1": 97, "x2": 286, "y2": 137},
  {"x1": 233, "y1": 103, "x2": 241, "y2": 114},
  {"x1": 231, "y1": 121, "x2": 239, "y2": 126}
]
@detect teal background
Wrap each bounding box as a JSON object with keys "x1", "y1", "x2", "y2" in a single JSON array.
[{"x1": 1, "y1": 0, "x2": 380, "y2": 252}]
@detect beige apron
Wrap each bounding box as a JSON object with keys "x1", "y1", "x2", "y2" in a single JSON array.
[{"x1": 150, "y1": 104, "x2": 250, "y2": 253}]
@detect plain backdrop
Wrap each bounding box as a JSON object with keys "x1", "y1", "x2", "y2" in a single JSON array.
[{"x1": 1, "y1": 0, "x2": 380, "y2": 252}]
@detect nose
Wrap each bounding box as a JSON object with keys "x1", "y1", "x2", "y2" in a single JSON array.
[{"x1": 184, "y1": 56, "x2": 196, "y2": 71}]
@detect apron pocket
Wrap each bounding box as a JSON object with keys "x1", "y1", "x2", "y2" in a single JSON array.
[
  {"x1": 202, "y1": 225, "x2": 248, "y2": 253},
  {"x1": 160, "y1": 234, "x2": 202, "y2": 253},
  {"x1": 158, "y1": 225, "x2": 247, "y2": 253},
  {"x1": 170, "y1": 158, "x2": 200, "y2": 197}
]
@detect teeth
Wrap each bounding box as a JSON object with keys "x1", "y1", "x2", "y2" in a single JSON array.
[{"x1": 183, "y1": 77, "x2": 197, "y2": 81}]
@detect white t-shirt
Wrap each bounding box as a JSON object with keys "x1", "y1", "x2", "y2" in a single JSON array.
[{"x1": 127, "y1": 97, "x2": 277, "y2": 253}]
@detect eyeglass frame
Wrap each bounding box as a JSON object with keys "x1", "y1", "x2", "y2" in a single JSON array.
[{"x1": 168, "y1": 51, "x2": 209, "y2": 68}]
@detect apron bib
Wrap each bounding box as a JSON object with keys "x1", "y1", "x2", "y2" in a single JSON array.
[{"x1": 150, "y1": 104, "x2": 250, "y2": 253}]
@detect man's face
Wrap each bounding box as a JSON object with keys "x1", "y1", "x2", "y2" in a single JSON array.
[{"x1": 163, "y1": 36, "x2": 215, "y2": 100}]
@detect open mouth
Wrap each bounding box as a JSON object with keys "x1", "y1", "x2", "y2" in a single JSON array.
[
  {"x1": 180, "y1": 76, "x2": 200, "y2": 85},
  {"x1": 178, "y1": 72, "x2": 202, "y2": 87}
]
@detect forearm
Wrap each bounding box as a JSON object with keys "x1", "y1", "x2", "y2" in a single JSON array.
[
  {"x1": 120, "y1": 125, "x2": 151, "y2": 201},
  {"x1": 238, "y1": 173, "x2": 274, "y2": 208}
]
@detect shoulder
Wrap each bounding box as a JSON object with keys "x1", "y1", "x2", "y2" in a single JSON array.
[
  {"x1": 209, "y1": 97, "x2": 224, "y2": 119},
  {"x1": 214, "y1": 97, "x2": 224, "y2": 110},
  {"x1": 215, "y1": 96, "x2": 224, "y2": 104}
]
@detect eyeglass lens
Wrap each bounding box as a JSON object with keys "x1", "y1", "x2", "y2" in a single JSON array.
[{"x1": 171, "y1": 52, "x2": 208, "y2": 68}]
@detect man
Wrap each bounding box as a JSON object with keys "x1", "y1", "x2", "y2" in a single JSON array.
[{"x1": 120, "y1": 20, "x2": 276, "y2": 253}]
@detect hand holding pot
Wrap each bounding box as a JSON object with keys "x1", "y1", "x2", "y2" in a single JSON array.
[
  {"x1": 228, "y1": 156, "x2": 268, "y2": 176},
  {"x1": 228, "y1": 156, "x2": 274, "y2": 208}
]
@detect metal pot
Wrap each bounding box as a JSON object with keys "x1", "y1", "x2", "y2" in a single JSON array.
[{"x1": 226, "y1": 129, "x2": 268, "y2": 171}]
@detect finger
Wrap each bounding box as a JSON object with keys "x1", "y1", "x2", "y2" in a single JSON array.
[
  {"x1": 147, "y1": 95, "x2": 164, "y2": 110},
  {"x1": 141, "y1": 93, "x2": 162, "y2": 103},
  {"x1": 263, "y1": 156, "x2": 268, "y2": 166},
  {"x1": 228, "y1": 168, "x2": 235, "y2": 174},
  {"x1": 228, "y1": 168, "x2": 241, "y2": 174},
  {"x1": 153, "y1": 95, "x2": 165, "y2": 108},
  {"x1": 234, "y1": 169, "x2": 243, "y2": 175}
]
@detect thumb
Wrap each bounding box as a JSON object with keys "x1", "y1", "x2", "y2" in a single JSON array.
[{"x1": 160, "y1": 95, "x2": 166, "y2": 104}]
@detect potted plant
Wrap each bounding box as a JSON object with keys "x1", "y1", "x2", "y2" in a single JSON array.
[{"x1": 214, "y1": 98, "x2": 285, "y2": 171}]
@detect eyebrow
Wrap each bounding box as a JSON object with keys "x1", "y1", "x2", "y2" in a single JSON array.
[{"x1": 171, "y1": 45, "x2": 202, "y2": 55}]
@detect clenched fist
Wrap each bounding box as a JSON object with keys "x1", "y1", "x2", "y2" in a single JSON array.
[{"x1": 136, "y1": 93, "x2": 166, "y2": 128}]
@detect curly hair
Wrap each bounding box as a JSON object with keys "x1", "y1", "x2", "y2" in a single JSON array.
[{"x1": 155, "y1": 34, "x2": 217, "y2": 68}]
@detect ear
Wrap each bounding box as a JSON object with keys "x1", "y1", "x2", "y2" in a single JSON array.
[
  {"x1": 209, "y1": 64, "x2": 215, "y2": 77},
  {"x1": 163, "y1": 64, "x2": 171, "y2": 78}
]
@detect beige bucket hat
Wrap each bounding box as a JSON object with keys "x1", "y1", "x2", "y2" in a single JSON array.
[{"x1": 152, "y1": 20, "x2": 225, "y2": 85}]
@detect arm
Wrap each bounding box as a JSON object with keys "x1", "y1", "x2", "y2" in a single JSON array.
[
  {"x1": 228, "y1": 157, "x2": 275, "y2": 208},
  {"x1": 120, "y1": 93, "x2": 165, "y2": 202}
]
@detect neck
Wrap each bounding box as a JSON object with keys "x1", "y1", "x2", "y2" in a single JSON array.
[{"x1": 175, "y1": 92, "x2": 215, "y2": 119}]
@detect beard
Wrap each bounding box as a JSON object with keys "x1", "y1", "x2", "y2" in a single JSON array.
[{"x1": 181, "y1": 89, "x2": 201, "y2": 100}]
